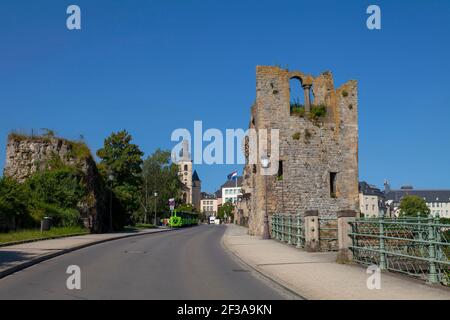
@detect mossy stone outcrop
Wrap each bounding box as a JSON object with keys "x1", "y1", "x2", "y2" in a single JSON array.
[{"x1": 3, "y1": 134, "x2": 110, "y2": 233}]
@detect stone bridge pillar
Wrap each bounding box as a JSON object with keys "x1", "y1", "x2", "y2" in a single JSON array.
[
  {"x1": 336, "y1": 210, "x2": 357, "y2": 263},
  {"x1": 304, "y1": 210, "x2": 319, "y2": 252}
]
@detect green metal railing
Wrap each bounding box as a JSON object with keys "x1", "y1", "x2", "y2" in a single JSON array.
[
  {"x1": 349, "y1": 213, "x2": 450, "y2": 285},
  {"x1": 271, "y1": 213, "x2": 304, "y2": 248}
]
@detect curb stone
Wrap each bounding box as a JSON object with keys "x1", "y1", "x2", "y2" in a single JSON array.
[{"x1": 221, "y1": 228, "x2": 305, "y2": 300}]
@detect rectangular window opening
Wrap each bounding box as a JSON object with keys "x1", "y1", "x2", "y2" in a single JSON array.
[
  {"x1": 330, "y1": 172, "x2": 337, "y2": 198},
  {"x1": 277, "y1": 161, "x2": 283, "y2": 180}
]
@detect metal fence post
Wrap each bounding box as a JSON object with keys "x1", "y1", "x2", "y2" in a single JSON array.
[
  {"x1": 271, "y1": 213, "x2": 277, "y2": 239},
  {"x1": 296, "y1": 213, "x2": 302, "y2": 248},
  {"x1": 379, "y1": 210, "x2": 387, "y2": 270},
  {"x1": 428, "y1": 214, "x2": 438, "y2": 284},
  {"x1": 275, "y1": 213, "x2": 280, "y2": 240},
  {"x1": 287, "y1": 215, "x2": 292, "y2": 245},
  {"x1": 276, "y1": 214, "x2": 280, "y2": 240},
  {"x1": 271, "y1": 213, "x2": 275, "y2": 239},
  {"x1": 281, "y1": 214, "x2": 285, "y2": 242},
  {"x1": 417, "y1": 216, "x2": 425, "y2": 258},
  {"x1": 435, "y1": 214, "x2": 442, "y2": 262},
  {"x1": 277, "y1": 213, "x2": 283, "y2": 241}
]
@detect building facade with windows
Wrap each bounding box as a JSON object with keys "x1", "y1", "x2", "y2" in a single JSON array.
[
  {"x1": 200, "y1": 192, "x2": 218, "y2": 216},
  {"x1": 220, "y1": 177, "x2": 243, "y2": 204},
  {"x1": 384, "y1": 185, "x2": 450, "y2": 218},
  {"x1": 359, "y1": 181, "x2": 386, "y2": 218}
]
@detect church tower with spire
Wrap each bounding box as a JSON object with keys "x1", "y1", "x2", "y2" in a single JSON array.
[
  {"x1": 192, "y1": 170, "x2": 201, "y2": 211},
  {"x1": 177, "y1": 140, "x2": 193, "y2": 205}
]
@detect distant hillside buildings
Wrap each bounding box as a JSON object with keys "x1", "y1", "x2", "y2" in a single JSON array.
[
  {"x1": 200, "y1": 176, "x2": 243, "y2": 218},
  {"x1": 359, "y1": 180, "x2": 450, "y2": 218},
  {"x1": 384, "y1": 183, "x2": 450, "y2": 218}
]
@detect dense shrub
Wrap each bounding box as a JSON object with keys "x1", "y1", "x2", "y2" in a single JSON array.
[
  {"x1": 25, "y1": 166, "x2": 87, "y2": 226},
  {"x1": 28, "y1": 201, "x2": 81, "y2": 227},
  {"x1": 25, "y1": 166, "x2": 87, "y2": 210},
  {"x1": 0, "y1": 166, "x2": 88, "y2": 229},
  {"x1": 0, "y1": 177, "x2": 31, "y2": 229}
]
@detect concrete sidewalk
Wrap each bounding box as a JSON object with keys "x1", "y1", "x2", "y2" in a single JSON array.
[
  {"x1": 0, "y1": 228, "x2": 172, "y2": 278},
  {"x1": 223, "y1": 224, "x2": 450, "y2": 300}
]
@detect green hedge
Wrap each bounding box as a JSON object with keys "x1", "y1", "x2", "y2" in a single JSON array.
[{"x1": 0, "y1": 165, "x2": 88, "y2": 230}]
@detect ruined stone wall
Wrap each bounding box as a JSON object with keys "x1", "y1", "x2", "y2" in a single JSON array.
[
  {"x1": 3, "y1": 135, "x2": 109, "y2": 233},
  {"x1": 243, "y1": 66, "x2": 359, "y2": 236}
]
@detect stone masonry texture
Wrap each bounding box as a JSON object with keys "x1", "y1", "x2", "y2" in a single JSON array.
[
  {"x1": 3, "y1": 135, "x2": 109, "y2": 233},
  {"x1": 240, "y1": 66, "x2": 359, "y2": 237}
]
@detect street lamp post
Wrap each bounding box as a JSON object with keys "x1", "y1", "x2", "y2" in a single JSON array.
[
  {"x1": 260, "y1": 155, "x2": 270, "y2": 240},
  {"x1": 237, "y1": 195, "x2": 242, "y2": 225},
  {"x1": 154, "y1": 191, "x2": 158, "y2": 226}
]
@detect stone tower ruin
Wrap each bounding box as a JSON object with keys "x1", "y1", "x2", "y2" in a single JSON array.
[{"x1": 240, "y1": 66, "x2": 359, "y2": 236}]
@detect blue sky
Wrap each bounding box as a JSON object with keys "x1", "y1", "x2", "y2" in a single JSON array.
[{"x1": 1, "y1": 0, "x2": 449, "y2": 193}]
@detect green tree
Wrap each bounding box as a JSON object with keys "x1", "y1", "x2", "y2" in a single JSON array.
[
  {"x1": 97, "y1": 130, "x2": 144, "y2": 187},
  {"x1": 0, "y1": 177, "x2": 29, "y2": 226},
  {"x1": 97, "y1": 130, "x2": 144, "y2": 216},
  {"x1": 177, "y1": 203, "x2": 195, "y2": 213},
  {"x1": 218, "y1": 202, "x2": 235, "y2": 220},
  {"x1": 136, "y1": 149, "x2": 183, "y2": 223},
  {"x1": 399, "y1": 195, "x2": 431, "y2": 217}
]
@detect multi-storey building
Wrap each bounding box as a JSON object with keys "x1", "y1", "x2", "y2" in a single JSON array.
[
  {"x1": 221, "y1": 177, "x2": 243, "y2": 205},
  {"x1": 359, "y1": 181, "x2": 386, "y2": 218},
  {"x1": 200, "y1": 192, "x2": 218, "y2": 216},
  {"x1": 384, "y1": 184, "x2": 450, "y2": 218}
]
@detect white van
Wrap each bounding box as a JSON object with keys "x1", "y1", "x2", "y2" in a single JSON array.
[{"x1": 209, "y1": 216, "x2": 216, "y2": 224}]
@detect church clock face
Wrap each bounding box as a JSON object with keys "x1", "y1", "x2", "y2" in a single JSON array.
[{"x1": 184, "y1": 172, "x2": 188, "y2": 175}]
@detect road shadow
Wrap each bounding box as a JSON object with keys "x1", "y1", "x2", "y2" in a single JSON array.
[{"x1": 0, "y1": 250, "x2": 37, "y2": 268}]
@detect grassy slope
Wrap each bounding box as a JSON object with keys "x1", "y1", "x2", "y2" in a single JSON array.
[{"x1": 0, "y1": 226, "x2": 88, "y2": 244}]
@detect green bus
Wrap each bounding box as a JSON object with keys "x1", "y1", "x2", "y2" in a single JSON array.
[{"x1": 168, "y1": 210, "x2": 198, "y2": 228}]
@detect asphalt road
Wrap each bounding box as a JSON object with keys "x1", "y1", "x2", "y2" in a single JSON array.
[{"x1": 0, "y1": 224, "x2": 293, "y2": 300}]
